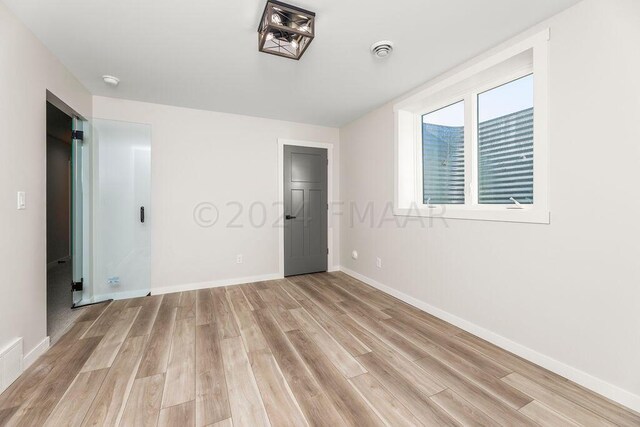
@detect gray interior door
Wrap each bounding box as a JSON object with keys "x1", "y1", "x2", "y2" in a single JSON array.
[{"x1": 284, "y1": 145, "x2": 328, "y2": 276}]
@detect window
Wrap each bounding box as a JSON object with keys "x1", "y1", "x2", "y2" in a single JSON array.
[
  {"x1": 422, "y1": 101, "x2": 465, "y2": 205},
  {"x1": 395, "y1": 30, "x2": 549, "y2": 223},
  {"x1": 477, "y1": 74, "x2": 534, "y2": 205}
]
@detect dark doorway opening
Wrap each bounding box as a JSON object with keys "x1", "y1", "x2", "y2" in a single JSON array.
[{"x1": 46, "y1": 101, "x2": 76, "y2": 342}]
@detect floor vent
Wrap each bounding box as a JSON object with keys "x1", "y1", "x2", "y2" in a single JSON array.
[{"x1": 0, "y1": 338, "x2": 23, "y2": 394}]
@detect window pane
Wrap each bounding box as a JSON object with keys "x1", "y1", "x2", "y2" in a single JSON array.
[
  {"x1": 422, "y1": 101, "x2": 465, "y2": 205},
  {"x1": 478, "y1": 74, "x2": 534, "y2": 204}
]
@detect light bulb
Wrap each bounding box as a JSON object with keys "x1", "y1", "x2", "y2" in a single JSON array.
[
  {"x1": 266, "y1": 32, "x2": 274, "y2": 41},
  {"x1": 300, "y1": 25, "x2": 309, "y2": 32},
  {"x1": 271, "y1": 13, "x2": 281, "y2": 24},
  {"x1": 291, "y1": 40, "x2": 298, "y2": 49}
]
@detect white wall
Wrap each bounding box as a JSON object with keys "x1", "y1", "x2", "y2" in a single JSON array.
[
  {"x1": 340, "y1": 0, "x2": 640, "y2": 410},
  {"x1": 0, "y1": 2, "x2": 91, "y2": 366},
  {"x1": 92, "y1": 97, "x2": 340, "y2": 294}
]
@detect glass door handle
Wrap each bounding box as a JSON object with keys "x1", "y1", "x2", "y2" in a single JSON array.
[{"x1": 140, "y1": 206, "x2": 145, "y2": 223}]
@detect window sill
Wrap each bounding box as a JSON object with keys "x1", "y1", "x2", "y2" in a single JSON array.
[{"x1": 393, "y1": 205, "x2": 550, "y2": 224}]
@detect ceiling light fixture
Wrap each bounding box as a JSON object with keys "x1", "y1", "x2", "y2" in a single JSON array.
[
  {"x1": 102, "y1": 75, "x2": 120, "y2": 87},
  {"x1": 370, "y1": 41, "x2": 394, "y2": 59},
  {"x1": 258, "y1": 0, "x2": 315, "y2": 60}
]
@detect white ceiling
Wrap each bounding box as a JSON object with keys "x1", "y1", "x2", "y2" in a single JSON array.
[{"x1": 4, "y1": 0, "x2": 580, "y2": 127}]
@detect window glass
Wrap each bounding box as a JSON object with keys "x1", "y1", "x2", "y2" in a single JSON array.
[
  {"x1": 422, "y1": 101, "x2": 465, "y2": 205},
  {"x1": 478, "y1": 74, "x2": 534, "y2": 204}
]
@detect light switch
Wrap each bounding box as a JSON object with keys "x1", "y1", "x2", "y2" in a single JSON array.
[{"x1": 17, "y1": 192, "x2": 25, "y2": 210}]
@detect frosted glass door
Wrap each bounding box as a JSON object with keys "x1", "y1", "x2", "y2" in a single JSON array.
[{"x1": 93, "y1": 119, "x2": 151, "y2": 301}]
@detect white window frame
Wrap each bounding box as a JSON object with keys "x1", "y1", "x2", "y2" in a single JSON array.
[{"x1": 394, "y1": 29, "x2": 550, "y2": 224}]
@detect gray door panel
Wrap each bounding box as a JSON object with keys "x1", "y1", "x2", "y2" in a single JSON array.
[{"x1": 284, "y1": 145, "x2": 328, "y2": 276}]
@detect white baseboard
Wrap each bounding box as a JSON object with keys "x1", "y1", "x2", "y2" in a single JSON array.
[
  {"x1": 0, "y1": 336, "x2": 49, "y2": 394},
  {"x1": 83, "y1": 271, "x2": 310, "y2": 303},
  {"x1": 82, "y1": 289, "x2": 151, "y2": 305},
  {"x1": 84, "y1": 267, "x2": 340, "y2": 302},
  {"x1": 148, "y1": 266, "x2": 340, "y2": 296},
  {"x1": 23, "y1": 336, "x2": 49, "y2": 369},
  {"x1": 340, "y1": 267, "x2": 640, "y2": 413},
  {"x1": 0, "y1": 338, "x2": 23, "y2": 394},
  {"x1": 151, "y1": 272, "x2": 284, "y2": 295}
]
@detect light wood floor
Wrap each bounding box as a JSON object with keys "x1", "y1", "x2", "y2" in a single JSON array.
[{"x1": 1, "y1": 272, "x2": 638, "y2": 426}]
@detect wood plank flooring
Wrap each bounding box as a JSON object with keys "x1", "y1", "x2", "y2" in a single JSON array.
[{"x1": 1, "y1": 272, "x2": 638, "y2": 426}]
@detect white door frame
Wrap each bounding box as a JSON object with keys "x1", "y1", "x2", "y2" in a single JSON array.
[{"x1": 277, "y1": 138, "x2": 336, "y2": 277}]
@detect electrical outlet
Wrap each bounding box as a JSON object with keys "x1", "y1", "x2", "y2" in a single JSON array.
[
  {"x1": 376, "y1": 257, "x2": 382, "y2": 268},
  {"x1": 107, "y1": 276, "x2": 120, "y2": 286},
  {"x1": 236, "y1": 254, "x2": 243, "y2": 264},
  {"x1": 17, "y1": 191, "x2": 26, "y2": 210}
]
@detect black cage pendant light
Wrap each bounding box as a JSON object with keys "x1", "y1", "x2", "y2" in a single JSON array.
[{"x1": 258, "y1": 0, "x2": 315, "y2": 60}]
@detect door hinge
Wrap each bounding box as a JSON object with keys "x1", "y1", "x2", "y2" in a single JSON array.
[
  {"x1": 72, "y1": 130, "x2": 84, "y2": 141},
  {"x1": 327, "y1": 248, "x2": 329, "y2": 254},
  {"x1": 71, "y1": 278, "x2": 83, "y2": 292}
]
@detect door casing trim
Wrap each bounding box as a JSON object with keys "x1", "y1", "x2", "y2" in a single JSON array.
[{"x1": 277, "y1": 138, "x2": 336, "y2": 277}]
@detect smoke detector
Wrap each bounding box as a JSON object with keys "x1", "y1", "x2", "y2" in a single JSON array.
[
  {"x1": 370, "y1": 40, "x2": 394, "y2": 58},
  {"x1": 102, "y1": 75, "x2": 120, "y2": 87}
]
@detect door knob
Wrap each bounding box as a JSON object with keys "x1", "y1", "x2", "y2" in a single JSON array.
[{"x1": 285, "y1": 215, "x2": 296, "y2": 220}]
